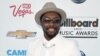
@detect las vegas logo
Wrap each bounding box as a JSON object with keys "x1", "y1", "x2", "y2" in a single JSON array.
[{"x1": 10, "y1": 3, "x2": 33, "y2": 17}]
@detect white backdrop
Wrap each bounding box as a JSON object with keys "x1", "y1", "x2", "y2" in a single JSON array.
[{"x1": 0, "y1": 0, "x2": 100, "y2": 56}]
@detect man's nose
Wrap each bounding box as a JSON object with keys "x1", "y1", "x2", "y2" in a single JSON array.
[{"x1": 49, "y1": 21, "x2": 54, "y2": 26}]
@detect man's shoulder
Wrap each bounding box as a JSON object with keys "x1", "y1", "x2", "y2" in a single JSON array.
[
  {"x1": 28, "y1": 38, "x2": 42, "y2": 46},
  {"x1": 60, "y1": 37, "x2": 78, "y2": 46}
]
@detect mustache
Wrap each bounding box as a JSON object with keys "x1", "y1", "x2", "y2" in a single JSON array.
[{"x1": 47, "y1": 27, "x2": 56, "y2": 30}]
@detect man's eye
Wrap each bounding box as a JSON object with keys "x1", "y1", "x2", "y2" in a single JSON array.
[
  {"x1": 55, "y1": 20, "x2": 61, "y2": 23},
  {"x1": 43, "y1": 20, "x2": 51, "y2": 23}
]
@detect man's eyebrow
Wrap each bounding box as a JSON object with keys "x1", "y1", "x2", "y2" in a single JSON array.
[
  {"x1": 40, "y1": 16, "x2": 48, "y2": 20},
  {"x1": 54, "y1": 17, "x2": 61, "y2": 20},
  {"x1": 54, "y1": 17, "x2": 61, "y2": 18},
  {"x1": 43, "y1": 17, "x2": 50, "y2": 20}
]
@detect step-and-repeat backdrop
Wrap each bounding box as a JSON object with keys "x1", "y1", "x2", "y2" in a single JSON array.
[{"x1": 0, "y1": 0, "x2": 100, "y2": 56}]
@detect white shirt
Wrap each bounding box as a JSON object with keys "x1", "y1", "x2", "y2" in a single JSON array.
[{"x1": 27, "y1": 35, "x2": 81, "y2": 56}]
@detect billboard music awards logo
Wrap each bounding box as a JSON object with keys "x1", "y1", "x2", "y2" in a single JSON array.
[
  {"x1": 59, "y1": 17, "x2": 99, "y2": 38},
  {"x1": 10, "y1": 3, "x2": 33, "y2": 17}
]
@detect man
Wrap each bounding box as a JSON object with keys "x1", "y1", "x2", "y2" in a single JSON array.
[{"x1": 27, "y1": 2, "x2": 81, "y2": 56}]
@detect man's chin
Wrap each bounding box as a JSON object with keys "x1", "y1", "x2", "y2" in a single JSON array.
[{"x1": 47, "y1": 32, "x2": 57, "y2": 36}]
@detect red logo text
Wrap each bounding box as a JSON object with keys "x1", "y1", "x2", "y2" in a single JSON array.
[{"x1": 10, "y1": 3, "x2": 33, "y2": 17}]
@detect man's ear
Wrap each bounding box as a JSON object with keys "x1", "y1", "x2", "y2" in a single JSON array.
[
  {"x1": 40, "y1": 20, "x2": 43, "y2": 27},
  {"x1": 40, "y1": 21, "x2": 42, "y2": 26},
  {"x1": 40, "y1": 18, "x2": 42, "y2": 24},
  {"x1": 60, "y1": 23, "x2": 63, "y2": 26}
]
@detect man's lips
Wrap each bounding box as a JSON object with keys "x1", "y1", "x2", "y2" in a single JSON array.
[{"x1": 48, "y1": 28, "x2": 55, "y2": 32}]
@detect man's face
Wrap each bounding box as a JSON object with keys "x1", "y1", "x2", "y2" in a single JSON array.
[{"x1": 40, "y1": 11, "x2": 61, "y2": 37}]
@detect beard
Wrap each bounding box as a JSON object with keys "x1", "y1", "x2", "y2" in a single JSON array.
[{"x1": 44, "y1": 27, "x2": 59, "y2": 38}]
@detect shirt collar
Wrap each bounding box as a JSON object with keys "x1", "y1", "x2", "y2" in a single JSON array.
[{"x1": 42, "y1": 34, "x2": 61, "y2": 44}]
